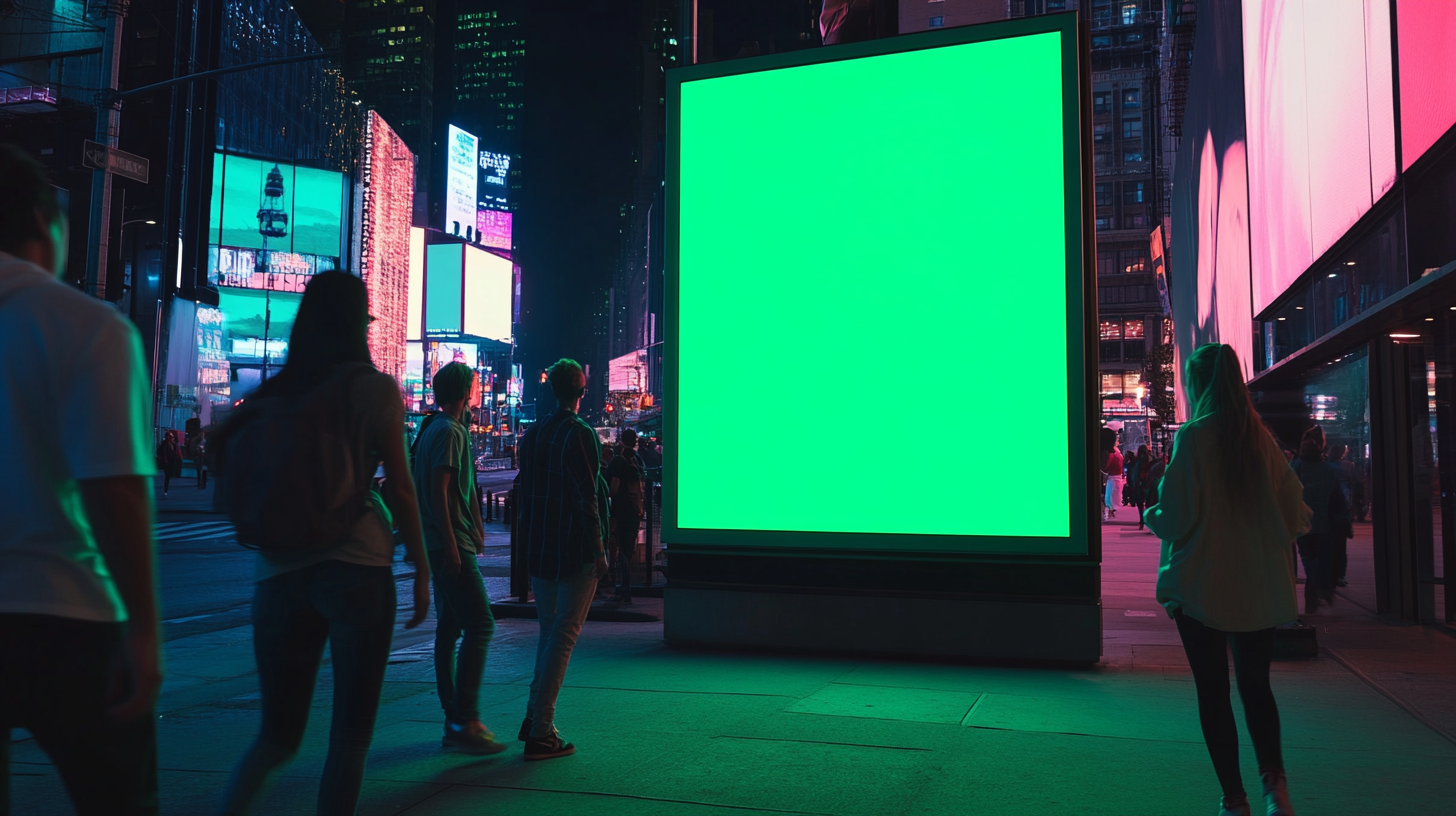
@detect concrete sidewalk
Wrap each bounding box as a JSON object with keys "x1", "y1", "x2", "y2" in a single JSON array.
[{"x1": 10, "y1": 511, "x2": 1456, "y2": 814}]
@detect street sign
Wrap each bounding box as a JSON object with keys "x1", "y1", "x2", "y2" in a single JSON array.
[{"x1": 82, "y1": 140, "x2": 149, "y2": 184}]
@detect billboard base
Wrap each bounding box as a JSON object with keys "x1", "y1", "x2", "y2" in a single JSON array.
[{"x1": 664, "y1": 587, "x2": 1102, "y2": 663}]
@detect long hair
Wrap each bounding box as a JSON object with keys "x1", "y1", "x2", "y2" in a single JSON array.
[
  {"x1": 258, "y1": 271, "x2": 373, "y2": 397},
  {"x1": 1183, "y1": 343, "x2": 1271, "y2": 495}
]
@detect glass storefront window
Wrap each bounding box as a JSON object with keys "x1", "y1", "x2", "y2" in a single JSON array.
[{"x1": 1100, "y1": 319, "x2": 1123, "y2": 339}]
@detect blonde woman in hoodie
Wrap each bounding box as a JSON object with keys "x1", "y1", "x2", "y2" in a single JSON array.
[{"x1": 1144, "y1": 344, "x2": 1311, "y2": 816}]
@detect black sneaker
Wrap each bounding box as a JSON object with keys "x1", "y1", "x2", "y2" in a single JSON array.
[
  {"x1": 443, "y1": 720, "x2": 507, "y2": 755},
  {"x1": 517, "y1": 716, "x2": 532, "y2": 742},
  {"x1": 524, "y1": 730, "x2": 575, "y2": 761}
]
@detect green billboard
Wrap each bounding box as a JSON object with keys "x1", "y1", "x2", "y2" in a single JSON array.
[{"x1": 666, "y1": 15, "x2": 1094, "y2": 557}]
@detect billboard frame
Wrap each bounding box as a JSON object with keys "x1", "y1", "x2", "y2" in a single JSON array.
[{"x1": 662, "y1": 12, "x2": 1101, "y2": 661}]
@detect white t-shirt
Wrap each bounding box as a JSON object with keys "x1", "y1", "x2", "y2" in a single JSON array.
[{"x1": 0, "y1": 252, "x2": 156, "y2": 623}]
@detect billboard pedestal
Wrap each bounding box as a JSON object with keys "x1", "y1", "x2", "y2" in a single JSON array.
[{"x1": 665, "y1": 586, "x2": 1101, "y2": 663}]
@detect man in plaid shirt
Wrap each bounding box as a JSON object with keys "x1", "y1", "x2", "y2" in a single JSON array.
[{"x1": 513, "y1": 358, "x2": 609, "y2": 760}]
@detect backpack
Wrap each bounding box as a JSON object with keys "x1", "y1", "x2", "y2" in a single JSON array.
[{"x1": 219, "y1": 363, "x2": 374, "y2": 552}]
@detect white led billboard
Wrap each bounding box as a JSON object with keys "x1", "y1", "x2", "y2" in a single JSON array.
[
  {"x1": 445, "y1": 125, "x2": 478, "y2": 238},
  {"x1": 462, "y1": 245, "x2": 513, "y2": 344}
]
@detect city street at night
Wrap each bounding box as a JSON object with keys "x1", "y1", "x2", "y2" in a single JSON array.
[
  {"x1": 8, "y1": 497, "x2": 1456, "y2": 814},
  {"x1": 4, "y1": 0, "x2": 1456, "y2": 814}
]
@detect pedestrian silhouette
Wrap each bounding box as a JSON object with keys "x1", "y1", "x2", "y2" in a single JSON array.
[
  {"x1": 0, "y1": 142, "x2": 165, "y2": 816},
  {"x1": 215, "y1": 271, "x2": 431, "y2": 815},
  {"x1": 1144, "y1": 343, "x2": 1311, "y2": 816},
  {"x1": 512, "y1": 358, "x2": 611, "y2": 760},
  {"x1": 412, "y1": 361, "x2": 505, "y2": 755}
]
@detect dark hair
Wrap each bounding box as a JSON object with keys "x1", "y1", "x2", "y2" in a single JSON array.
[
  {"x1": 262, "y1": 271, "x2": 373, "y2": 396},
  {"x1": 548, "y1": 358, "x2": 586, "y2": 402},
  {"x1": 433, "y1": 361, "x2": 475, "y2": 406},
  {"x1": 1299, "y1": 426, "x2": 1326, "y2": 462},
  {"x1": 1184, "y1": 343, "x2": 1275, "y2": 495},
  {"x1": 0, "y1": 144, "x2": 62, "y2": 255},
  {"x1": 620, "y1": 428, "x2": 638, "y2": 449}
]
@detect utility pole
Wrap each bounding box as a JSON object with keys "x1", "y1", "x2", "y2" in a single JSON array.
[{"x1": 84, "y1": 0, "x2": 129, "y2": 301}]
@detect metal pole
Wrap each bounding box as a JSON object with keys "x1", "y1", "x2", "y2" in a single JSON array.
[{"x1": 84, "y1": 0, "x2": 129, "y2": 300}]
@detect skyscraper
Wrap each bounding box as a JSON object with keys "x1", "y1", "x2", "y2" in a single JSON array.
[
  {"x1": 342, "y1": 0, "x2": 437, "y2": 156},
  {"x1": 440, "y1": 0, "x2": 525, "y2": 222}
]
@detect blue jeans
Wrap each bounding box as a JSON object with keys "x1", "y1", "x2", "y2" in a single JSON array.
[
  {"x1": 527, "y1": 563, "x2": 598, "y2": 738},
  {"x1": 221, "y1": 560, "x2": 396, "y2": 816},
  {"x1": 427, "y1": 547, "x2": 495, "y2": 724}
]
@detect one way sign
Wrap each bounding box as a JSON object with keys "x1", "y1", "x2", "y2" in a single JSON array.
[{"x1": 82, "y1": 140, "x2": 149, "y2": 184}]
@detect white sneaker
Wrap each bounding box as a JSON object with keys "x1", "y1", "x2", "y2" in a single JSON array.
[{"x1": 1261, "y1": 771, "x2": 1295, "y2": 816}]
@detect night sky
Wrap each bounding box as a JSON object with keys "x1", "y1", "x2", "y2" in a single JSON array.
[{"x1": 516, "y1": 0, "x2": 643, "y2": 394}]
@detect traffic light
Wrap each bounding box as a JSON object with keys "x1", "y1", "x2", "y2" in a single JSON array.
[
  {"x1": 540, "y1": 370, "x2": 548, "y2": 383},
  {"x1": 605, "y1": 403, "x2": 614, "y2": 413}
]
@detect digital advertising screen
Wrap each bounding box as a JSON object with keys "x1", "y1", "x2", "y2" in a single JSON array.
[
  {"x1": 667, "y1": 15, "x2": 1090, "y2": 555},
  {"x1": 1242, "y1": 0, "x2": 1396, "y2": 315},
  {"x1": 216, "y1": 287, "x2": 302, "y2": 358},
  {"x1": 1396, "y1": 0, "x2": 1456, "y2": 171},
  {"x1": 462, "y1": 245, "x2": 513, "y2": 344},
  {"x1": 475, "y1": 208, "x2": 513, "y2": 251},
  {"x1": 407, "y1": 227, "x2": 425, "y2": 340},
  {"x1": 477, "y1": 149, "x2": 510, "y2": 210},
  {"x1": 609, "y1": 349, "x2": 648, "y2": 392},
  {"x1": 208, "y1": 153, "x2": 345, "y2": 258},
  {"x1": 424, "y1": 242, "x2": 464, "y2": 336},
  {"x1": 444, "y1": 125, "x2": 478, "y2": 238}
]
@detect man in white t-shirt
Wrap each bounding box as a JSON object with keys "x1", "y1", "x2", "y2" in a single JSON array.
[{"x1": 0, "y1": 144, "x2": 162, "y2": 815}]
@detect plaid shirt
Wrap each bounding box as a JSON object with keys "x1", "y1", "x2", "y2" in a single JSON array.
[{"x1": 514, "y1": 408, "x2": 609, "y2": 580}]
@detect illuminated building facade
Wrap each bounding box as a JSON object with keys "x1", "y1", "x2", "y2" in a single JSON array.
[{"x1": 358, "y1": 110, "x2": 417, "y2": 385}]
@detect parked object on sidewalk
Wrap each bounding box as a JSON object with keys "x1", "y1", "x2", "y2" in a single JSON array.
[
  {"x1": 412, "y1": 362, "x2": 505, "y2": 755},
  {"x1": 1144, "y1": 343, "x2": 1311, "y2": 815},
  {"x1": 218, "y1": 271, "x2": 432, "y2": 816},
  {"x1": 0, "y1": 144, "x2": 164, "y2": 815},
  {"x1": 514, "y1": 358, "x2": 611, "y2": 760}
]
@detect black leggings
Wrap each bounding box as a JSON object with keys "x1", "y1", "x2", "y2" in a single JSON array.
[{"x1": 1174, "y1": 611, "x2": 1283, "y2": 799}]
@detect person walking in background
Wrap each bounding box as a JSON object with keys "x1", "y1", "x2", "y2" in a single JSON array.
[
  {"x1": 1142, "y1": 448, "x2": 1168, "y2": 521},
  {"x1": 1290, "y1": 427, "x2": 1349, "y2": 615},
  {"x1": 185, "y1": 421, "x2": 208, "y2": 489},
  {"x1": 605, "y1": 428, "x2": 647, "y2": 607},
  {"x1": 1131, "y1": 444, "x2": 1154, "y2": 530},
  {"x1": 156, "y1": 430, "x2": 182, "y2": 496},
  {"x1": 1103, "y1": 444, "x2": 1125, "y2": 519},
  {"x1": 1123, "y1": 448, "x2": 1139, "y2": 506},
  {"x1": 1328, "y1": 443, "x2": 1360, "y2": 584},
  {"x1": 1144, "y1": 343, "x2": 1309, "y2": 816},
  {"x1": 411, "y1": 362, "x2": 504, "y2": 756},
  {"x1": 514, "y1": 359, "x2": 610, "y2": 761},
  {"x1": 216, "y1": 272, "x2": 432, "y2": 815},
  {"x1": 0, "y1": 143, "x2": 164, "y2": 816}
]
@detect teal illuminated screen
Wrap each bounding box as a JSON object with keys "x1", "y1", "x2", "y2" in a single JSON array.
[{"x1": 671, "y1": 24, "x2": 1085, "y2": 554}]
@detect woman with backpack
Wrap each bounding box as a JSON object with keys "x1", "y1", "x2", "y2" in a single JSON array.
[
  {"x1": 215, "y1": 272, "x2": 431, "y2": 816},
  {"x1": 1144, "y1": 344, "x2": 1311, "y2": 816}
]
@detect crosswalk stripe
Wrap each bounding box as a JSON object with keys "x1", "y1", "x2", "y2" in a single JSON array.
[{"x1": 153, "y1": 522, "x2": 236, "y2": 541}]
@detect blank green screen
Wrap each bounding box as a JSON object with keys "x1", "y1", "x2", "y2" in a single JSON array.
[{"x1": 677, "y1": 32, "x2": 1072, "y2": 544}]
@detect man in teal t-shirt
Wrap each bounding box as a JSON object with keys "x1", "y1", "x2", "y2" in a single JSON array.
[{"x1": 411, "y1": 362, "x2": 501, "y2": 755}]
